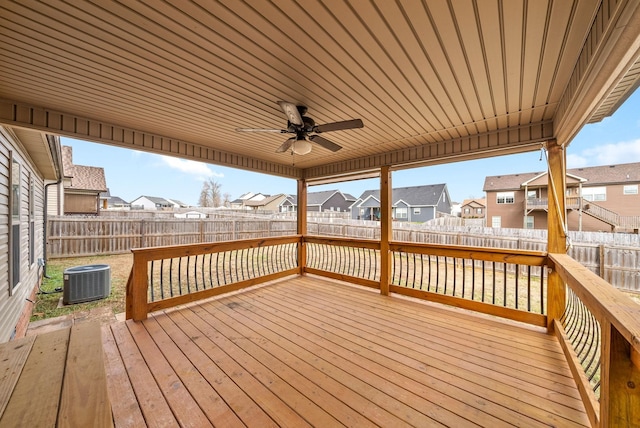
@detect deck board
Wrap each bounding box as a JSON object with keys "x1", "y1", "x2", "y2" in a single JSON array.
[{"x1": 105, "y1": 275, "x2": 590, "y2": 427}]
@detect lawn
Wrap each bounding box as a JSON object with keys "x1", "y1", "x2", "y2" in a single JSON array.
[{"x1": 31, "y1": 254, "x2": 133, "y2": 322}]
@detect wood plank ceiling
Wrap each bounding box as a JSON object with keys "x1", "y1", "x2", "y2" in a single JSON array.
[{"x1": 1, "y1": 0, "x2": 640, "y2": 180}]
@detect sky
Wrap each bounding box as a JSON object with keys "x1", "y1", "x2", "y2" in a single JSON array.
[{"x1": 62, "y1": 89, "x2": 640, "y2": 206}]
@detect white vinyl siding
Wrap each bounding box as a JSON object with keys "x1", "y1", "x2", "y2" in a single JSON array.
[{"x1": 1, "y1": 127, "x2": 48, "y2": 342}]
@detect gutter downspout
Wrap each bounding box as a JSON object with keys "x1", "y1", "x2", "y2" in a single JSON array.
[{"x1": 43, "y1": 135, "x2": 63, "y2": 278}]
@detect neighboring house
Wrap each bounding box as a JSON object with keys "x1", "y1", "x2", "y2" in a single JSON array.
[
  {"x1": 284, "y1": 190, "x2": 356, "y2": 213},
  {"x1": 174, "y1": 211, "x2": 207, "y2": 219},
  {"x1": 1, "y1": 126, "x2": 62, "y2": 342},
  {"x1": 56, "y1": 146, "x2": 108, "y2": 215},
  {"x1": 244, "y1": 194, "x2": 289, "y2": 212},
  {"x1": 106, "y1": 195, "x2": 131, "y2": 210},
  {"x1": 483, "y1": 162, "x2": 640, "y2": 231},
  {"x1": 280, "y1": 195, "x2": 296, "y2": 212},
  {"x1": 351, "y1": 184, "x2": 452, "y2": 222},
  {"x1": 166, "y1": 198, "x2": 189, "y2": 208},
  {"x1": 130, "y1": 195, "x2": 175, "y2": 210},
  {"x1": 461, "y1": 198, "x2": 486, "y2": 219},
  {"x1": 230, "y1": 192, "x2": 269, "y2": 210}
]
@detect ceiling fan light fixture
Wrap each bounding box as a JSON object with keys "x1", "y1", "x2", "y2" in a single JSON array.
[{"x1": 292, "y1": 138, "x2": 312, "y2": 155}]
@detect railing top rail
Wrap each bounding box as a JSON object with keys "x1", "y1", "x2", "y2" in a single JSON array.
[
  {"x1": 131, "y1": 234, "x2": 302, "y2": 261},
  {"x1": 549, "y1": 253, "x2": 640, "y2": 354},
  {"x1": 303, "y1": 235, "x2": 380, "y2": 250},
  {"x1": 390, "y1": 241, "x2": 548, "y2": 266}
]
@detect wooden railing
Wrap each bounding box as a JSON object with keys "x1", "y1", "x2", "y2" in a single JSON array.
[
  {"x1": 303, "y1": 236, "x2": 380, "y2": 288},
  {"x1": 126, "y1": 235, "x2": 301, "y2": 320},
  {"x1": 549, "y1": 253, "x2": 640, "y2": 428},
  {"x1": 389, "y1": 242, "x2": 549, "y2": 326},
  {"x1": 300, "y1": 236, "x2": 550, "y2": 326}
]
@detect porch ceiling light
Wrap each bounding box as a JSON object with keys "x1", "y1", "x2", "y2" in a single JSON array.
[{"x1": 292, "y1": 138, "x2": 312, "y2": 155}]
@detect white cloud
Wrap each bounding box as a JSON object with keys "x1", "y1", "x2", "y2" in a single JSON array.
[
  {"x1": 567, "y1": 139, "x2": 640, "y2": 168},
  {"x1": 159, "y1": 155, "x2": 224, "y2": 180}
]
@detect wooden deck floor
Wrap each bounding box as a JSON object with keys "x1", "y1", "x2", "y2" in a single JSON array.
[{"x1": 102, "y1": 275, "x2": 589, "y2": 427}]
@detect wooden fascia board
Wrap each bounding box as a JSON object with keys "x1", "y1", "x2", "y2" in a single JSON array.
[
  {"x1": 0, "y1": 99, "x2": 303, "y2": 180},
  {"x1": 554, "y1": 0, "x2": 640, "y2": 145},
  {"x1": 303, "y1": 122, "x2": 553, "y2": 180}
]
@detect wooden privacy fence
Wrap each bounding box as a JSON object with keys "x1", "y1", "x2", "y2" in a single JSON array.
[{"x1": 47, "y1": 216, "x2": 640, "y2": 293}]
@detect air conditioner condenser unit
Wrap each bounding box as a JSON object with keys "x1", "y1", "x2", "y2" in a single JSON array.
[{"x1": 63, "y1": 264, "x2": 111, "y2": 305}]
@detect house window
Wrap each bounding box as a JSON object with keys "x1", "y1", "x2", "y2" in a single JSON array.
[
  {"x1": 491, "y1": 216, "x2": 501, "y2": 228},
  {"x1": 476, "y1": 208, "x2": 483, "y2": 214},
  {"x1": 496, "y1": 192, "x2": 514, "y2": 204},
  {"x1": 527, "y1": 190, "x2": 537, "y2": 199},
  {"x1": 10, "y1": 155, "x2": 21, "y2": 291},
  {"x1": 413, "y1": 208, "x2": 421, "y2": 215},
  {"x1": 395, "y1": 207, "x2": 408, "y2": 219},
  {"x1": 581, "y1": 187, "x2": 606, "y2": 201},
  {"x1": 360, "y1": 208, "x2": 365, "y2": 215},
  {"x1": 464, "y1": 208, "x2": 470, "y2": 214},
  {"x1": 623, "y1": 185, "x2": 638, "y2": 195},
  {"x1": 524, "y1": 216, "x2": 534, "y2": 229}
]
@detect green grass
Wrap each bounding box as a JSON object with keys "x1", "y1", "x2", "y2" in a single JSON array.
[{"x1": 30, "y1": 254, "x2": 131, "y2": 322}]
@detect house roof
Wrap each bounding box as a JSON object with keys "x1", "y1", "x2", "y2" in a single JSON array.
[
  {"x1": 61, "y1": 145, "x2": 108, "y2": 192},
  {"x1": 67, "y1": 165, "x2": 108, "y2": 192},
  {"x1": 133, "y1": 195, "x2": 173, "y2": 205},
  {"x1": 355, "y1": 184, "x2": 448, "y2": 207},
  {"x1": 244, "y1": 193, "x2": 287, "y2": 207},
  {"x1": 108, "y1": 196, "x2": 130, "y2": 206},
  {"x1": 287, "y1": 190, "x2": 355, "y2": 206},
  {"x1": 483, "y1": 161, "x2": 640, "y2": 192},
  {"x1": 461, "y1": 198, "x2": 486, "y2": 208},
  {"x1": 2, "y1": 2, "x2": 638, "y2": 181},
  {"x1": 167, "y1": 199, "x2": 188, "y2": 207}
]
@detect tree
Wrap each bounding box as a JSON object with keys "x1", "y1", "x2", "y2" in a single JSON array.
[
  {"x1": 198, "y1": 178, "x2": 223, "y2": 207},
  {"x1": 198, "y1": 180, "x2": 211, "y2": 207},
  {"x1": 222, "y1": 193, "x2": 232, "y2": 208}
]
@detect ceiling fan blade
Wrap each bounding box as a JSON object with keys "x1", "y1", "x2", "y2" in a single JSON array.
[
  {"x1": 276, "y1": 137, "x2": 296, "y2": 153},
  {"x1": 314, "y1": 118, "x2": 363, "y2": 133},
  {"x1": 277, "y1": 101, "x2": 303, "y2": 126},
  {"x1": 235, "y1": 128, "x2": 286, "y2": 133},
  {"x1": 309, "y1": 135, "x2": 342, "y2": 152}
]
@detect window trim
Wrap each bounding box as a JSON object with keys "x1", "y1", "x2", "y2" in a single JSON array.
[
  {"x1": 524, "y1": 216, "x2": 535, "y2": 229},
  {"x1": 9, "y1": 152, "x2": 21, "y2": 294},
  {"x1": 581, "y1": 186, "x2": 606, "y2": 202},
  {"x1": 496, "y1": 191, "x2": 515, "y2": 204}
]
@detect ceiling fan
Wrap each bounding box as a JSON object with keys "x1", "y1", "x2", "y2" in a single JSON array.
[{"x1": 235, "y1": 101, "x2": 364, "y2": 155}]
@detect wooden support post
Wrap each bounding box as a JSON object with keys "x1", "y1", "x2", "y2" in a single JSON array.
[
  {"x1": 297, "y1": 179, "x2": 307, "y2": 275},
  {"x1": 600, "y1": 321, "x2": 640, "y2": 427},
  {"x1": 546, "y1": 139, "x2": 567, "y2": 332},
  {"x1": 380, "y1": 166, "x2": 392, "y2": 295},
  {"x1": 127, "y1": 252, "x2": 148, "y2": 321}
]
